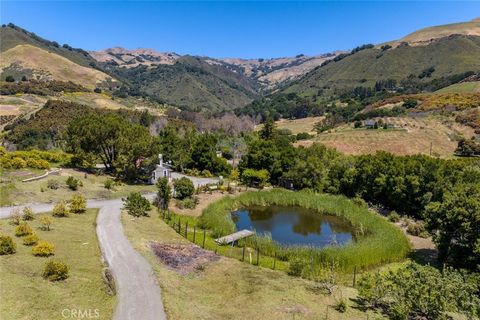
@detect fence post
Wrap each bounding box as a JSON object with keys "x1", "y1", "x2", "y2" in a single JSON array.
[
  {"x1": 202, "y1": 229, "x2": 206, "y2": 248},
  {"x1": 242, "y1": 245, "x2": 246, "y2": 262},
  {"x1": 256, "y1": 247, "x2": 260, "y2": 266},
  {"x1": 193, "y1": 226, "x2": 196, "y2": 244},
  {"x1": 178, "y1": 218, "x2": 181, "y2": 233},
  {"x1": 353, "y1": 266, "x2": 357, "y2": 287},
  {"x1": 273, "y1": 252, "x2": 277, "y2": 270},
  {"x1": 185, "y1": 222, "x2": 188, "y2": 238}
]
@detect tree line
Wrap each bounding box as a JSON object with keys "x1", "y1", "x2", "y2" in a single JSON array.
[{"x1": 238, "y1": 120, "x2": 480, "y2": 270}]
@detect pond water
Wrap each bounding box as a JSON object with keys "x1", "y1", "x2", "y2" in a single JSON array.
[{"x1": 231, "y1": 205, "x2": 354, "y2": 248}]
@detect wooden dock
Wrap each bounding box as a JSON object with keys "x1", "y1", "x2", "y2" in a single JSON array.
[{"x1": 215, "y1": 229, "x2": 255, "y2": 245}]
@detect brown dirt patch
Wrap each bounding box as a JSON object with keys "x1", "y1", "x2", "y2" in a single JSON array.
[
  {"x1": 169, "y1": 190, "x2": 238, "y2": 217},
  {"x1": 150, "y1": 243, "x2": 220, "y2": 275}
]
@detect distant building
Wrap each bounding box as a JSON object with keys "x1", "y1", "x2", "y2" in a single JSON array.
[{"x1": 150, "y1": 154, "x2": 173, "y2": 184}]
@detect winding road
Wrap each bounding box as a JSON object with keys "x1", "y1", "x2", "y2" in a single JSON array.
[{"x1": 0, "y1": 196, "x2": 167, "y2": 320}]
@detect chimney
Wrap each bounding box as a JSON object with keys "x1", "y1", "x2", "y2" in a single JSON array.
[{"x1": 159, "y1": 154, "x2": 163, "y2": 167}]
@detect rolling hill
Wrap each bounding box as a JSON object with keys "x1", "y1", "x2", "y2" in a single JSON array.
[
  {"x1": 0, "y1": 24, "x2": 96, "y2": 68},
  {"x1": 388, "y1": 17, "x2": 480, "y2": 46},
  {"x1": 283, "y1": 35, "x2": 480, "y2": 98},
  {"x1": 0, "y1": 44, "x2": 114, "y2": 89}
]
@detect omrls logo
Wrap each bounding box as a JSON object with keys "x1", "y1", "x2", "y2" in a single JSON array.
[{"x1": 61, "y1": 309, "x2": 100, "y2": 319}]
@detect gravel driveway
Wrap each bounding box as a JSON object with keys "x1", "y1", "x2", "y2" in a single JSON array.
[{"x1": 0, "y1": 196, "x2": 167, "y2": 320}]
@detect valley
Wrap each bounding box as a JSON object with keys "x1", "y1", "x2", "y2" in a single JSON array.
[{"x1": 1, "y1": 10, "x2": 480, "y2": 320}]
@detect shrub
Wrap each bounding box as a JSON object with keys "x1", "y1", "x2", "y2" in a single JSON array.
[
  {"x1": 358, "y1": 262, "x2": 480, "y2": 319},
  {"x1": 388, "y1": 210, "x2": 401, "y2": 223},
  {"x1": 22, "y1": 207, "x2": 35, "y2": 221},
  {"x1": 52, "y1": 201, "x2": 69, "y2": 217},
  {"x1": 39, "y1": 215, "x2": 53, "y2": 231},
  {"x1": 10, "y1": 157, "x2": 27, "y2": 168},
  {"x1": 32, "y1": 241, "x2": 55, "y2": 256},
  {"x1": 406, "y1": 220, "x2": 428, "y2": 238},
  {"x1": 47, "y1": 179, "x2": 60, "y2": 190},
  {"x1": 241, "y1": 169, "x2": 269, "y2": 188},
  {"x1": 201, "y1": 169, "x2": 213, "y2": 177},
  {"x1": 352, "y1": 196, "x2": 368, "y2": 209},
  {"x1": 104, "y1": 179, "x2": 115, "y2": 190},
  {"x1": 296, "y1": 132, "x2": 312, "y2": 140},
  {"x1": 176, "y1": 197, "x2": 198, "y2": 209},
  {"x1": 15, "y1": 222, "x2": 33, "y2": 237},
  {"x1": 155, "y1": 177, "x2": 171, "y2": 210},
  {"x1": 0, "y1": 235, "x2": 16, "y2": 255},
  {"x1": 43, "y1": 260, "x2": 69, "y2": 281},
  {"x1": 123, "y1": 192, "x2": 151, "y2": 217},
  {"x1": 10, "y1": 208, "x2": 22, "y2": 225},
  {"x1": 288, "y1": 258, "x2": 304, "y2": 277},
  {"x1": 335, "y1": 299, "x2": 347, "y2": 313},
  {"x1": 173, "y1": 177, "x2": 195, "y2": 200},
  {"x1": 23, "y1": 233, "x2": 39, "y2": 246},
  {"x1": 69, "y1": 194, "x2": 86, "y2": 214},
  {"x1": 66, "y1": 176, "x2": 81, "y2": 190}
]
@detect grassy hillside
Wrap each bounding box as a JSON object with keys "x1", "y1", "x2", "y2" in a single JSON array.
[
  {"x1": 104, "y1": 56, "x2": 259, "y2": 112},
  {"x1": 393, "y1": 18, "x2": 480, "y2": 45},
  {"x1": 435, "y1": 81, "x2": 480, "y2": 93},
  {"x1": 0, "y1": 24, "x2": 96, "y2": 68},
  {"x1": 0, "y1": 45, "x2": 114, "y2": 89},
  {"x1": 284, "y1": 35, "x2": 480, "y2": 98},
  {"x1": 295, "y1": 116, "x2": 474, "y2": 157}
]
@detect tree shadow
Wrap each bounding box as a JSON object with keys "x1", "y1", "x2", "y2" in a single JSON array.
[{"x1": 408, "y1": 248, "x2": 440, "y2": 268}]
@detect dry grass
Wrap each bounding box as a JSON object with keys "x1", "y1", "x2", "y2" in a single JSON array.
[
  {"x1": 169, "y1": 191, "x2": 227, "y2": 217},
  {"x1": 0, "y1": 45, "x2": 113, "y2": 89},
  {"x1": 122, "y1": 212, "x2": 384, "y2": 320},
  {"x1": 295, "y1": 117, "x2": 474, "y2": 157},
  {"x1": 256, "y1": 116, "x2": 323, "y2": 135},
  {"x1": 435, "y1": 81, "x2": 480, "y2": 94},
  {"x1": 392, "y1": 18, "x2": 480, "y2": 45},
  {"x1": 0, "y1": 209, "x2": 115, "y2": 320},
  {"x1": 0, "y1": 168, "x2": 155, "y2": 206}
]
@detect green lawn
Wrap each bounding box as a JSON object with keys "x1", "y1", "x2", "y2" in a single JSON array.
[
  {"x1": 0, "y1": 168, "x2": 155, "y2": 206},
  {"x1": 0, "y1": 209, "x2": 115, "y2": 320},
  {"x1": 122, "y1": 210, "x2": 384, "y2": 320}
]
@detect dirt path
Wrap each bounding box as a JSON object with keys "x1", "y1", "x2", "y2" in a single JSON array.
[
  {"x1": 395, "y1": 221, "x2": 438, "y2": 264},
  {"x1": 0, "y1": 196, "x2": 167, "y2": 320}
]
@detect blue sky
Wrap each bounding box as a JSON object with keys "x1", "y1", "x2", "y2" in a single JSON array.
[{"x1": 1, "y1": 1, "x2": 479, "y2": 58}]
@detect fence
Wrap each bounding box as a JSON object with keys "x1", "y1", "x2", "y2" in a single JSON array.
[{"x1": 160, "y1": 210, "x2": 361, "y2": 287}]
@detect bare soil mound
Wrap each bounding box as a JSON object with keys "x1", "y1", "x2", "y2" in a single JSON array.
[{"x1": 150, "y1": 243, "x2": 220, "y2": 274}]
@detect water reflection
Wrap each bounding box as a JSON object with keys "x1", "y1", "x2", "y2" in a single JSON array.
[{"x1": 232, "y1": 205, "x2": 354, "y2": 247}]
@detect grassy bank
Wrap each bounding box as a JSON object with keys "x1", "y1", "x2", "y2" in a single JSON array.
[
  {"x1": 0, "y1": 209, "x2": 115, "y2": 320},
  {"x1": 122, "y1": 211, "x2": 384, "y2": 320},
  {"x1": 198, "y1": 189, "x2": 411, "y2": 271},
  {"x1": 0, "y1": 168, "x2": 155, "y2": 206}
]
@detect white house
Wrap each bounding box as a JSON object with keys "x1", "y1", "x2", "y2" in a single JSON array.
[{"x1": 150, "y1": 154, "x2": 173, "y2": 184}]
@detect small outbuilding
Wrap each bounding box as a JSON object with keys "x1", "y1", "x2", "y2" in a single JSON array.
[{"x1": 150, "y1": 154, "x2": 173, "y2": 184}]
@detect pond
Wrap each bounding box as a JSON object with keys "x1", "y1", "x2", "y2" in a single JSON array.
[{"x1": 231, "y1": 205, "x2": 354, "y2": 248}]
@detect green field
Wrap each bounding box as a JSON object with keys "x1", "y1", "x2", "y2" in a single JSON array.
[{"x1": 0, "y1": 209, "x2": 115, "y2": 320}]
